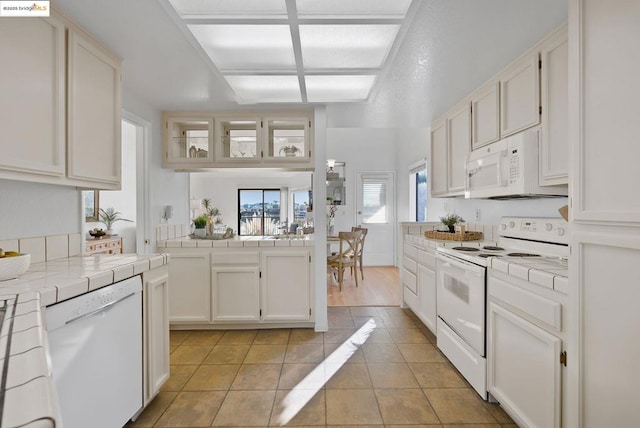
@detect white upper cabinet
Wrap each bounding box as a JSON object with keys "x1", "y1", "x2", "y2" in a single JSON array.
[
  {"x1": 67, "y1": 27, "x2": 122, "y2": 187},
  {"x1": 447, "y1": 101, "x2": 471, "y2": 194},
  {"x1": 262, "y1": 117, "x2": 311, "y2": 163},
  {"x1": 540, "y1": 27, "x2": 569, "y2": 186},
  {"x1": 0, "y1": 9, "x2": 122, "y2": 190},
  {"x1": 499, "y1": 52, "x2": 541, "y2": 137},
  {"x1": 163, "y1": 115, "x2": 214, "y2": 167},
  {"x1": 0, "y1": 15, "x2": 66, "y2": 179},
  {"x1": 471, "y1": 81, "x2": 500, "y2": 150},
  {"x1": 215, "y1": 116, "x2": 259, "y2": 163},
  {"x1": 430, "y1": 119, "x2": 448, "y2": 197}
]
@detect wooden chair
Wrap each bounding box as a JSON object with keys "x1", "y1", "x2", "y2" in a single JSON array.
[
  {"x1": 327, "y1": 230, "x2": 362, "y2": 291},
  {"x1": 350, "y1": 226, "x2": 368, "y2": 280}
]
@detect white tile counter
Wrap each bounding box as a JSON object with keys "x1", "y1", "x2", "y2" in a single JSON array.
[
  {"x1": 0, "y1": 253, "x2": 169, "y2": 428},
  {"x1": 157, "y1": 235, "x2": 315, "y2": 249}
]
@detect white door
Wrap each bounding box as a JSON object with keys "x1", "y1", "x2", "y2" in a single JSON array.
[{"x1": 355, "y1": 172, "x2": 395, "y2": 266}]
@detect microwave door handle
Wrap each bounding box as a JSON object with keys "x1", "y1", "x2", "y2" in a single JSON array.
[{"x1": 496, "y1": 149, "x2": 509, "y2": 186}]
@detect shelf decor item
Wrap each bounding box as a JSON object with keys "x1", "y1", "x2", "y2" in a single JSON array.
[
  {"x1": 279, "y1": 145, "x2": 301, "y2": 157},
  {"x1": 193, "y1": 214, "x2": 208, "y2": 237},
  {"x1": 424, "y1": 230, "x2": 483, "y2": 241},
  {"x1": 99, "y1": 208, "x2": 132, "y2": 235},
  {"x1": 440, "y1": 213, "x2": 465, "y2": 233},
  {"x1": 0, "y1": 251, "x2": 30, "y2": 281}
]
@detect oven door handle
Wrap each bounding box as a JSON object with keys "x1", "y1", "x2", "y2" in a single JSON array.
[{"x1": 437, "y1": 253, "x2": 486, "y2": 276}]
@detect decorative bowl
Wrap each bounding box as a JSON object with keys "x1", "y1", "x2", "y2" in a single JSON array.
[
  {"x1": 0, "y1": 253, "x2": 31, "y2": 282},
  {"x1": 89, "y1": 230, "x2": 106, "y2": 238}
]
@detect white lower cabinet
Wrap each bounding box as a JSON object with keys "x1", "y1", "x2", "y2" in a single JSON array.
[
  {"x1": 417, "y1": 263, "x2": 436, "y2": 333},
  {"x1": 488, "y1": 301, "x2": 562, "y2": 428},
  {"x1": 211, "y1": 265, "x2": 260, "y2": 322},
  {"x1": 261, "y1": 251, "x2": 311, "y2": 322},
  {"x1": 142, "y1": 265, "x2": 170, "y2": 405},
  {"x1": 167, "y1": 253, "x2": 211, "y2": 323}
]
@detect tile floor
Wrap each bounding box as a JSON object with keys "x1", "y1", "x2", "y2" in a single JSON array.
[{"x1": 126, "y1": 306, "x2": 516, "y2": 427}]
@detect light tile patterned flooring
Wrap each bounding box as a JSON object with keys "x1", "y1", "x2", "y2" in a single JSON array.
[{"x1": 127, "y1": 306, "x2": 516, "y2": 427}]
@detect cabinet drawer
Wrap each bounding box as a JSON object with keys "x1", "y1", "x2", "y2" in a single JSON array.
[
  {"x1": 403, "y1": 256, "x2": 417, "y2": 275},
  {"x1": 403, "y1": 268, "x2": 417, "y2": 294},
  {"x1": 403, "y1": 243, "x2": 418, "y2": 260},
  {"x1": 404, "y1": 286, "x2": 418, "y2": 311},
  {"x1": 417, "y1": 249, "x2": 435, "y2": 269},
  {"x1": 212, "y1": 252, "x2": 259, "y2": 265},
  {"x1": 489, "y1": 276, "x2": 562, "y2": 331}
]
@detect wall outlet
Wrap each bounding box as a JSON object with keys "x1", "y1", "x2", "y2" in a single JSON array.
[{"x1": 475, "y1": 209, "x2": 481, "y2": 222}]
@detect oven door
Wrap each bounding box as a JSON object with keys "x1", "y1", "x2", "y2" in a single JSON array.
[{"x1": 436, "y1": 252, "x2": 486, "y2": 355}]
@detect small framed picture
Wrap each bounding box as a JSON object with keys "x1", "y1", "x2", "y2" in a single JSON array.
[{"x1": 83, "y1": 190, "x2": 99, "y2": 221}]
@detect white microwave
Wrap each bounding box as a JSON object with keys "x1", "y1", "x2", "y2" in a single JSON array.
[{"x1": 465, "y1": 129, "x2": 567, "y2": 199}]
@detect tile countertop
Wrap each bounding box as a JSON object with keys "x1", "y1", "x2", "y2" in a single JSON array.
[
  {"x1": 158, "y1": 235, "x2": 315, "y2": 248},
  {"x1": 0, "y1": 253, "x2": 169, "y2": 428}
]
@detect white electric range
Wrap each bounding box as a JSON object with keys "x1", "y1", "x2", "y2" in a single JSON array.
[{"x1": 435, "y1": 217, "x2": 569, "y2": 399}]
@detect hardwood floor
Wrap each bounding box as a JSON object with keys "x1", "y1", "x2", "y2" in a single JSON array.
[{"x1": 327, "y1": 266, "x2": 400, "y2": 307}]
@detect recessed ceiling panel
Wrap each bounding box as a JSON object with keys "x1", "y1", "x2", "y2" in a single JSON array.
[
  {"x1": 169, "y1": 0, "x2": 287, "y2": 18},
  {"x1": 299, "y1": 25, "x2": 400, "y2": 69},
  {"x1": 305, "y1": 75, "x2": 375, "y2": 102},
  {"x1": 225, "y1": 75, "x2": 302, "y2": 102},
  {"x1": 296, "y1": 0, "x2": 411, "y2": 19},
  {"x1": 188, "y1": 25, "x2": 296, "y2": 70}
]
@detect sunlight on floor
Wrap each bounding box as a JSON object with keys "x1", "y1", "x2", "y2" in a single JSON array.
[{"x1": 273, "y1": 319, "x2": 377, "y2": 426}]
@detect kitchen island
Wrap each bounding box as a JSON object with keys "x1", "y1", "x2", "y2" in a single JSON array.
[
  {"x1": 157, "y1": 233, "x2": 315, "y2": 329},
  {"x1": 0, "y1": 253, "x2": 169, "y2": 428}
]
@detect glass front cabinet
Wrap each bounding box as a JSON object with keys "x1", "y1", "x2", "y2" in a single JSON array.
[
  {"x1": 163, "y1": 115, "x2": 214, "y2": 167},
  {"x1": 163, "y1": 111, "x2": 313, "y2": 169}
]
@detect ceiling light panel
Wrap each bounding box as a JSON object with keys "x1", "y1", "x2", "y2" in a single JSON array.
[
  {"x1": 296, "y1": 0, "x2": 411, "y2": 19},
  {"x1": 299, "y1": 25, "x2": 400, "y2": 69},
  {"x1": 224, "y1": 75, "x2": 301, "y2": 103},
  {"x1": 305, "y1": 75, "x2": 376, "y2": 102},
  {"x1": 168, "y1": 0, "x2": 287, "y2": 19},
  {"x1": 188, "y1": 25, "x2": 296, "y2": 71}
]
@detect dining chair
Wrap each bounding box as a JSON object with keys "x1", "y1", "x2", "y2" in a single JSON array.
[
  {"x1": 350, "y1": 226, "x2": 368, "y2": 280},
  {"x1": 327, "y1": 230, "x2": 362, "y2": 291}
]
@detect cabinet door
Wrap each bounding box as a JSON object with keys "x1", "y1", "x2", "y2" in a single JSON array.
[
  {"x1": 215, "y1": 117, "x2": 259, "y2": 163},
  {"x1": 67, "y1": 28, "x2": 122, "y2": 188},
  {"x1": 430, "y1": 119, "x2": 448, "y2": 197},
  {"x1": 164, "y1": 115, "x2": 214, "y2": 166},
  {"x1": 540, "y1": 28, "x2": 569, "y2": 186},
  {"x1": 261, "y1": 251, "x2": 311, "y2": 321},
  {"x1": 211, "y1": 266, "x2": 260, "y2": 321},
  {"x1": 167, "y1": 253, "x2": 211, "y2": 323},
  {"x1": 142, "y1": 266, "x2": 170, "y2": 404},
  {"x1": 417, "y1": 264, "x2": 436, "y2": 334},
  {"x1": 447, "y1": 102, "x2": 471, "y2": 194},
  {"x1": 471, "y1": 82, "x2": 500, "y2": 149},
  {"x1": 262, "y1": 117, "x2": 311, "y2": 163},
  {"x1": 500, "y1": 53, "x2": 541, "y2": 137},
  {"x1": 488, "y1": 301, "x2": 561, "y2": 428},
  {"x1": 0, "y1": 14, "x2": 65, "y2": 178}
]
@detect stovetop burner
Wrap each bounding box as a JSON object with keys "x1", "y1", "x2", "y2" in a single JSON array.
[
  {"x1": 452, "y1": 247, "x2": 480, "y2": 252},
  {"x1": 483, "y1": 246, "x2": 504, "y2": 251},
  {"x1": 478, "y1": 254, "x2": 502, "y2": 258},
  {"x1": 506, "y1": 252, "x2": 541, "y2": 257}
]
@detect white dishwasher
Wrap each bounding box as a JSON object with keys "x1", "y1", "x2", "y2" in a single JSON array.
[{"x1": 46, "y1": 275, "x2": 143, "y2": 428}]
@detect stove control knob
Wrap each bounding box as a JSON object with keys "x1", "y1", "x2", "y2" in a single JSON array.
[
  {"x1": 501, "y1": 224, "x2": 507, "y2": 231},
  {"x1": 546, "y1": 223, "x2": 553, "y2": 231},
  {"x1": 508, "y1": 221, "x2": 515, "y2": 228},
  {"x1": 558, "y1": 227, "x2": 566, "y2": 236}
]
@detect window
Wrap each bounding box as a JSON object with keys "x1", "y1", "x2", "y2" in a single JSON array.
[
  {"x1": 361, "y1": 177, "x2": 389, "y2": 224},
  {"x1": 292, "y1": 190, "x2": 310, "y2": 224},
  {"x1": 409, "y1": 160, "x2": 427, "y2": 221},
  {"x1": 238, "y1": 189, "x2": 281, "y2": 236}
]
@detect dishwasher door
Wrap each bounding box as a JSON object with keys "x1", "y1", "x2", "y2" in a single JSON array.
[{"x1": 46, "y1": 276, "x2": 143, "y2": 428}]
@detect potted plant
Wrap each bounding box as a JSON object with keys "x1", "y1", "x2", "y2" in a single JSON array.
[
  {"x1": 99, "y1": 208, "x2": 132, "y2": 235},
  {"x1": 279, "y1": 145, "x2": 301, "y2": 157},
  {"x1": 440, "y1": 213, "x2": 464, "y2": 233},
  {"x1": 193, "y1": 214, "x2": 208, "y2": 237}
]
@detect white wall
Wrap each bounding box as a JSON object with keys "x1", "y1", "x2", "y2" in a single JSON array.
[
  {"x1": 190, "y1": 171, "x2": 312, "y2": 233},
  {"x1": 0, "y1": 179, "x2": 81, "y2": 240}
]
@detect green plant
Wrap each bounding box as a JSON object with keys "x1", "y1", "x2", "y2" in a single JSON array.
[
  {"x1": 99, "y1": 208, "x2": 132, "y2": 230},
  {"x1": 202, "y1": 198, "x2": 223, "y2": 224},
  {"x1": 279, "y1": 145, "x2": 301, "y2": 156},
  {"x1": 193, "y1": 214, "x2": 208, "y2": 229},
  {"x1": 440, "y1": 213, "x2": 464, "y2": 227}
]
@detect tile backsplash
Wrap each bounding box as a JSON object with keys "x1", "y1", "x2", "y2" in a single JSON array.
[{"x1": 0, "y1": 234, "x2": 82, "y2": 263}]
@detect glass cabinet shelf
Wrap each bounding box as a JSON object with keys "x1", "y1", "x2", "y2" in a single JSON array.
[{"x1": 165, "y1": 116, "x2": 214, "y2": 163}]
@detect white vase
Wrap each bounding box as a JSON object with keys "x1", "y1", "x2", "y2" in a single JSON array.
[
  {"x1": 194, "y1": 228, "x2": 206, "y2": 237},
  {"x1": 105, "y1": 229, "x2": 114, "y2": 236}
]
